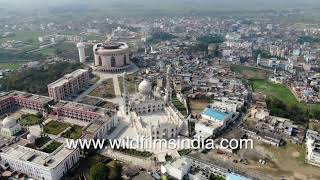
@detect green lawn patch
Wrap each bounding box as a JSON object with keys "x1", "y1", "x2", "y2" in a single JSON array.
[
  {"x1": 249, "y1": 79, "x2": 320, "y2": 124},
  {"x1": 44, "y1": 121, "x2": 70, "y2": 135},
  {"x1": 34, "y1": 136, "x2": 51, "y2": 148},
  {"x1": 19, "y1": 114, "x2": 42, "y2": 126},
  {"x1": 250, "y1": 79, "x2": 298, "y2": 105},
  {"x1": 42, "y1": 141, "x2": 62, "y2": 153},
  {"x1": 61, "y1": 125, "x2": 83, "y2": 139},
  {"x1": 172, "y1": 96, "x2": 188, "y2": 116}
]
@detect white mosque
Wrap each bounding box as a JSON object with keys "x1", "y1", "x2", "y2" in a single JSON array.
[
  {"x1": 122, "y1": 67, "x2": 188, "y2": 140},
  {"x1": 1, "y1": 115, "x2": 22, "y2": 138}
]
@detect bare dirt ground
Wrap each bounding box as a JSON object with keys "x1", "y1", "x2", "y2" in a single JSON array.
[
  {"x1": 189, "y1": 100, "x2": 209, "y2": 115},
  {"x1": 190, "y1": 141, "x2": 320, "y2": 180}
]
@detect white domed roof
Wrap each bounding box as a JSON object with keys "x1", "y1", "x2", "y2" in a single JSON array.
[
  {"x1": 156, "y1": 87, "x2": 161, "y2": 93},
  {"x1": 27, "y1": 134, "x2": 35, "y2": 140},
  {"x1": 138, "y1": 79, "x2": 152, "y2": 95},
  {"x1": 2, "y1": 116, "x2": 18, "y2": 128}
]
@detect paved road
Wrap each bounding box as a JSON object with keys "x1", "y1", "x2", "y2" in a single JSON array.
[{"x1": 113, "y1": 76, "x2": 121, "y2": 97}]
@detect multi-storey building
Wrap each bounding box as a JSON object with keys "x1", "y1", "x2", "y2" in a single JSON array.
[
  {"x1": 0, "y1": 139, "x2": 80, "y2": 180},
  {"x1": 0, "y1": 91, "x2": 53, "y2": 116},
  {"x1": 306, "y1": 130, "x2": 320, "y2": 167},
  {"x1": 48, "y1": 69, "x2": 90, "y2": 102}
]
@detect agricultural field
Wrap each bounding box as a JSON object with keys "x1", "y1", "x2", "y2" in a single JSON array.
[{"x1": 231, "y1": 65, "x2": 272, "y2": 80}]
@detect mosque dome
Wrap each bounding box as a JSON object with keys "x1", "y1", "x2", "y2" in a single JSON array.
[
  {"x1": 156, "y1": 87, "x2": 161, "y2": 94},
  {"x1": 2, "y1": 116, "x2": 18, "y2": 128},
  {"x1": 138, "y1": 79, "x2": 152, "y2": 95},
  {"x1": 27, "y1": 134, "x2": 36, "y2": 144}
]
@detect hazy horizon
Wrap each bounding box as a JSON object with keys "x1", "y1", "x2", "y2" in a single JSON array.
[{"x1": 1, "y1": 0, "x2": 320, "y2": 12}]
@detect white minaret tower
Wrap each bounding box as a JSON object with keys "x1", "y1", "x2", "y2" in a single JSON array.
[
  {"x1": 123, "y1": 72, "x2": 129, "y2": 115},
  {"x1": 257, "y1": 53, "x2": 261, "y2": 66},
  {"x1": 77, "y1": 41, "x2": 86, "y2": 63},
  {"x1": 165, "y1": 66, "x2": 172, "y2": 103}
]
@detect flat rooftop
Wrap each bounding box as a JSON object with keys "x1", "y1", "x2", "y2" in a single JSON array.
[
  {"x1": 202, "y1": 108, "x2": 230, "y2": 121},
  {"x1": 55, "y1": 101, "x2": 102, "y2": 113},
  {"x1": 96, "y1": 42, "x2": 127, "y2": 50},
  {"x1": 1, "y1": 91, "x2": 53, "y2": 104},
  {"x1": 2, "y1": 143, "x2": 75, "y2": 169},
  {"x1": 48, "y1": 69, "x2": 88, "y2": 88}
]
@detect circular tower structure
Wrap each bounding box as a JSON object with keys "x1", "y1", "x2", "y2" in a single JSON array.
[
  {"x1": 77, "y1": 42, "x2": 86, "y2": 63},
  {"x1": 93, "y1": 42, "x2": 131, "y2": 72}
]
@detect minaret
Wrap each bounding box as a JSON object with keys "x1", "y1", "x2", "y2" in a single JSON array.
[
  {"x1": 123, "y1": 72, "x2": 129, "y2": 115},
  {"x1": 77, "y1": 41, "x2": 86, "y2": 63},
  {"x1": 165, "y1": 66, "x2": 172, "y2": 103},
  {"x1": 257, "y1": 54, "x2": 261, "y2": 66}
]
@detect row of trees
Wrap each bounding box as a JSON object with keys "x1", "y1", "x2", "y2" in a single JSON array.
[{"x1": 266, "y1": 97, "x2": 320, "y2": 125}]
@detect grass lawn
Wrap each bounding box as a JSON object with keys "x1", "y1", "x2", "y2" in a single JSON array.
[
  {"x1": 250, "y1": 79, "x2": 298, "y2": 105},
  {"x1": 42, "y1": 141, "x2": 63, "y2": 153},
  {"x1": 19, "y1": 114, "x2": 42, "y2": 126},
  {"x1": 89, "y1": 78, "x2": 116, "y2": 99},
  {"x1": 44, "y1": 121, "x2": 70, "y2": 135},
  {"x1": 232, "y1": 65, "x2": 272, "y2": 80},
  {"x1": 34, "y1": 136, "x2": 51, "y2": 148},
  {"x1": 0, "y1": 62, "x2": 24, "y2": 70},
  {"x1": 172, "y1": 96, "x2": 188, "y2": 116},
  {"x1": 61, "y1": 125, "x2": 83, "y2": 139}
]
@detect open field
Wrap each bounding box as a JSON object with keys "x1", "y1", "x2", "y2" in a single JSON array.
[
  {"x1": 250, "y1": 79, "x2": 320, "y2": 123},
  {"x1": 0, "y1": 31, "x2": 47, "y2": 45},
  {"x1": 44, "y1": 120, "x2": 70, "y2": 135},
  {"x1": 89, "y1": 78, "x2": 116, "y2": 99},
  {"x1": 232, "y1": 65, "x2": 272, "y2": 80},
  {"x1": 0, "y1": 62, "x2": 24, "y2": 70},
  {"x1": 190, "y1": 141, "x2": 320, "y2": 180},
  {"x1": 189, "y1": 100, "x2": 209, "y2": 115},
  {"x1": 250, "y1": 79, "x2": 298, "y2": 105},
  {"x1": 118, "y1": 73, "x2": 139, "y2": 94}
]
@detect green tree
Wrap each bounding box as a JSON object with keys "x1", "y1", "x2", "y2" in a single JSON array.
[
  {"x1": 90, "y1": 163, "x2": 110, "y2": 180},
  {"x1": 209, "y1": 174, "x2": 225, "y2": 180},
  {"x1": 108, "y1": 162, "x2": 123, "y2": 180}
]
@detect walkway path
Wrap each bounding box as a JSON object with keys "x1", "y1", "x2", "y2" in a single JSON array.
[{"x1": 113, "y1": 76, "x2": 121, "y2": 97}]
